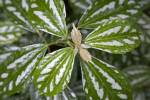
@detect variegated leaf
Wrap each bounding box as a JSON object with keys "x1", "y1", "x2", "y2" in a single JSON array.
[
  {"x1": 136, "y1": 13, "x2": 150, "y2": 44},
  {"x1": 0, "y1": 22, "x2": 24, "y2": 44},
  {"x1": 0, "y1": 0, "x2": 2, "y2": 7},
  {"x1": 28, "y1": 0, "x2": 67, "y2": 37},
  {"x1": 0, "y1": 44, "x2": 47, "y2": 95},
  {"x1": 80, "y1": 57, "x2": 132, "y2": 100},
  {"x1": 78, "y1": 0, "x2": 141, "y2": 29},
  {"x1": 0, "y1": 45, "x2": 20, "y2": 63},
  {"x1": 84, "y1": 19, "x2": 141, "y2": 54},
  {"x1": 123, "y1": 65, "x2": 150, "y2": 88},
  {"x1": 33, "y1": 47, "x2": 75, "y2": 97},
  {"x1": 68, "y1": 0, "x2": 94, "y2": 13},
  {"x1": 50, "y1": 86, "x2": 77, "y2": 100},
  {"x1": 30, "y1": 83, "x2": 77, "y2": 100},
  {"x1": 72, "y1": 81, "x2": 87, "y2": 100},
  {"x1": 3, "y1": 0, "x2": 35, "y2": 32},
  {"x1": 137, "y1": 0, "x2": 150, "y2": 10},
  {"x1": 133, "y1": 88, "x2": 145, "y2": 100}
]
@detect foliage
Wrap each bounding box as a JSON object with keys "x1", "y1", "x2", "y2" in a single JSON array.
[{"x1": 0, "y1": 0, "x2": 150, "y2": 100}]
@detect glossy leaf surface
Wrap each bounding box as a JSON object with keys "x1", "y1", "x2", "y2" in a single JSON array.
[
  {"x1": 3, "y1": 0, "x2": 35, "y2": 32},
  {"x1": 34, "y1": 47, "x2": 75, "y2": 97},
  {"x1": 137, "y1": 13, "x2": 150, "y2": 44},
  {"x1": 84, "y1": 19, "x2": 141, "y2": 54},
  {"x1": 0, "y1": 22, "x2": 23, "y2": 44},
  {"x1": 78, "y1": 0, "x2": 141, "y2": 29},
  {"x1": 28, "y1": 0, "x2": 67, "y2": 37},
  {"x1": 68, "y1": 0, "x2": 94, "y2": 13},
  {"x1": 80, "y1": 57, "x2": 132, "y2": 100},
  {"x1": 123, "y1": 65, "x2": 150, "y2": 88},
  {"x1": 0, "y1": 44, "x2": 47, "y2": 95},
  {"x1": 30, "y1": 84, "x2": 77, "y2": 100}
]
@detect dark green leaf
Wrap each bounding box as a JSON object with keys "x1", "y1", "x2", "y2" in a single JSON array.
[
  {"x1": 78, "y1": 0, "x2": 142, "y2": 29},
  {"x1": 80, "y1": 57, "x2": 132, "y2": 100},
  {"x1": 0, "y1": 44, "x2": 47, "y2": 95},
  {"x1": 84, "y1": 19, "x2": 141, "y2": 54},
  {"x1": 68, "y1": 0, "x2": 94, "y2": 13},
  {"x1": 0, "y1": 22, "x2": 24, "y2": 44},
  {"x1": 123, "y1": 65, "x2": 150, "y2": 88},
  {"x1": 34, "y1": 47, "x2": 75, "y2": 97},
  {"x1": 3, "y1": 0, "x2": 35, "y2": 32},
  {"x1": 133, "y1": 88, "x2": 145, "y2": 100},
  {"x1": 28, "y1": 0, "x2": 67, "y2": 37},
  {"x1": 30, "y1": 83, "x2": 77, "y2": 100},
  {"x1": 137, "y1": 0, "x2": 150, "y2": 10},
  {"x1": 136, "y1": 13, "x2": 150, "y2": 44},
  {"x1": 0, "y1": 45, "x2": 20, "y2": 63}
]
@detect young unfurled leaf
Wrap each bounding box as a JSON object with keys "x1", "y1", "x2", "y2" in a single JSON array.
[
  {"x1": 68, "y1": 0, "x2": 94, "y2": 13},
  {"x1": 0, "y1": 22, "x2": 24, "y2": 44},
  {"x1": 0, "y1": 44, "x2": 47, "y2": 95},
  {"x1": 123, "y1": 65, "x2": 150, "y2": 88},
  {"x1": 80, "y1": 57, "x2": 132, "y2": 100},
  {"x1": 84, "y1": 19, "x2": 141, "y2": 54},
  {"x1": 33, "y1": 47, "x2": 75, "y2": 97},
  {"x1": 136, "y1": 13, "x2": 150, "y2": 44},
  {"x1": 3, "y1": 0, "x2": 35, "y2": 32},
  {"x1": 28, "y1": 0, "x2": 67, "y2": 37},
  {"x1": 78, "y1": 0, "x2": 141, "y2": 29}
]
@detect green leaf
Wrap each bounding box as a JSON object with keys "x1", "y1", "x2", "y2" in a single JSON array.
[
  {"x1": 0, "y1": 45, "x2": 20, "y2": 63},
  {"x1": 0, "y1": 22, "x2": 24, "y2": 44},
  {"x1": 137, "y1": 0, "x2": 150, "y2": 10},
  {"x1": 136, "y1": 13, "x2": 150, "y2": 44},
  {"x1": 123, "y1": 65, "x2": 150, "y2": 88},
  {"x1": 30, "y1": 83, "x2": 77, "y2": 100},
  {"x1": 78, "y1": 0, "x2": 142, "y2": 29},
  {"x1": 28, "y1": 0, "x2": 67, "y2": 37},
  {"x1": 72, "y1": 81, "x2": 87, "y2": 100},
  {"x1": 0, "y1": 44, "x2": 47, "y2": 95},
  {"x1": 84, "y1": 19, "x2": 141, "y2": 54},
  {"x1": 50, "y1": 86, "x2": 77, "y2": 100},
  {"x1": 3, "y1": 0, "x2": 35, "y2": 32},
  {"x1": 133, "y1": 88, "x2": 145, "y2": 100},
  {"x1": 68, "y1": 0, "x2": 94, "y2": 13},
  {"x1": 80, "y1": 57, "x2": 132, "y2": 100},
  {"x1": 33, "y1": 47, "x2": 75, "y2": 97}
]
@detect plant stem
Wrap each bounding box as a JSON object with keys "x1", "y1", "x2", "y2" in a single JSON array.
[
  {"x1": 36, "y1": 30, "x2": 51, "y2": 52},
  {"x1": 47, "y1": 40, "x2": 74, "y2": 48}
]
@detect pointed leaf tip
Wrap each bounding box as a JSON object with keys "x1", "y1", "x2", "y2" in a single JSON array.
[
  {"x1": 80, "y1": 57, "x2": 133, "y2": 100},
  {"x1": 33, "y1": 47, "x2": 75, "y2": 97},
  {"x1": 71, "y1": 24, "x2": 82, "y2": 46}
]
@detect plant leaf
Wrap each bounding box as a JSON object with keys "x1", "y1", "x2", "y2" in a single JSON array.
[
  {"x1": 28, "y1": 0, "x2": 67, "y2": 37},
  {"x1": 30, "y1": 83, "x2": 77, "y2": 100},
  {"x1": 84, "y1": 19, "x2": 141, "y2": 54},
  {"x1": 0, "y1": 22, "x2": 24, "y2": 44},
  {"x1": 0, "y1": 44, "x2": 47, "y2": 95},
  {"x1": 137, "y1": 0, "x2": 150, "y2": 10},
  {"x1": 136, "y1": 13, "x2": 150, "y2": 44},
  {"x1": 0, "y1": 45, "x2": 20, "y2": 63},
  {"x1": 68, "y1": 0, "x2": 94, "y2": 13},
  {"x1": 80, "y1": 57, "x2": 132, "y2": 100},
  {"x1": 133, "y1": 88, "x2": 145, "y2": 100},
  {"x1": 123, "y1": 65, "x2": 150, "y2": 88},
  {"x1": 50, "y1": 86, "x2": 77, "y2": 100},
  {"x1": 3, "y1": 0, "x2": 35, "y2": 32},
  {"x1": 33, "y1": 47, "x2": 75, "y2": 97},
  {"x1": 78, "y1": 0, "x2": 141, "y2": 29}
]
